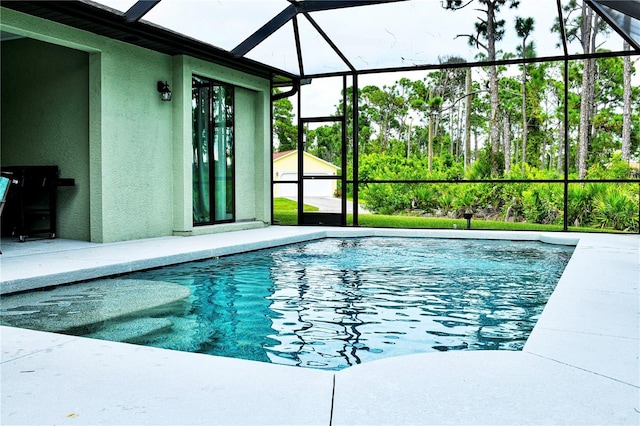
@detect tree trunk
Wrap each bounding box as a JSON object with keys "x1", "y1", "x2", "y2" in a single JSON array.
[
  {"x1": 428, "y1": 89, "x2": 434, "y2": 172},
  {"x1": 504, "y1": 115, "x2": 511, "y2": 173},
  {"x1": 428, "y1": 115, "x2": 434, "y2": 172},
  {"x1": 521, "y1": 42, "x2": 528, "y2": 167},
  {"x1": 557, "y1": 118, "x2": 564, "y2": 172},
  {"x1": 435, "y1": 112, "x2": 442, "y2": 140},
  {"x1": 457, "y1": 98, "x2": 464, "y2": 158},
  {"x1": 383, "y1": 109, "x2": 390, "y2": 150},
  {"x1": 622, "y1": 41, "x2": 632, "y2": 162},
  {"x1": 465, "y1": 68, "x2": 472, "y2": 169},
  {"x1": 449, "y1": 107, "x2": 455, "y2": 155},
  {"x1": 474, "y1": 131, "x2": 479, "y2": 161},
  {"x1": 578, "y1": 5, "x2": 597, "y2": 179},
  {"x1": 487, "y1": 2, "x2": 500, "y2": 153},
  {"x1": 407, "y1": 120, "x2": 412, "y2": 158}
]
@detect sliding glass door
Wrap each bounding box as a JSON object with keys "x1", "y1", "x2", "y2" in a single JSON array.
[{"x1": 192, "y1": 75, "x2": 235, "y2": 225}]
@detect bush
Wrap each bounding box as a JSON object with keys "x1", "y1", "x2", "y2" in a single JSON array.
[
  {"x1": 350, "y1": 150, "x2": 638, "y2": 233},
  {"x1": 437, "y1": 190, "x2": 455, "y2": 215},
  {"x1": 567, "y1": 183, "x2": 607, "y2": 227},
  {"x1": 521, "y1": 184, "x2": 563, "y2": 225},
  {"x1": 361, "y1": 183, "x2": 411, "y2": 215},
  {"x1": 467, "y1": 147, "x2": 504, "y2": 179},
  {"x1": 593, "y1": 188, "x2": 639, "y2": 231},
  {"x1": 410, "y1": 184, "x2": 438, "y2": 210},
  {"x1": 453, "y1": 189, "x2": 475, "y2": 215}
]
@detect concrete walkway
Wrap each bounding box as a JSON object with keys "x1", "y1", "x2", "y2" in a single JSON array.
[{"x1": 1, "y1": 227, "x2": 638, "y2": 425}]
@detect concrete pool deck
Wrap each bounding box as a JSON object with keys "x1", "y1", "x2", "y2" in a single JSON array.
[{"x1": 1, "y1": 227, "x2": 638, "y2": 425}]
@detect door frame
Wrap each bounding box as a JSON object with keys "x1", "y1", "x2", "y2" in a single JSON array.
[{"x1": 297, "y1": 84, "x2": 347, "y2": 225}]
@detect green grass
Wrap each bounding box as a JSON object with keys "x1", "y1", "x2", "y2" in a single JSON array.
[
  {"x1": 273, "y1": 211, "x2": 561, "y2": 230},
  {"x1": 273, "y1": 198, "x2": 632, "y2": 232},
  {"x1": 272, "y1": 211, "x2": 299, "y2": 225},
  {"x1": 273, "y1": 198, "x2": 319, "y2": 211},
  {"x1": 350, "y1": 213, "x2": 564, "y2": 231},
  {"x1": 273, "y1": 198, "x2": 318, "y2": 225},
  {"x1": 355, "y1": 214, "x2": 627, "y2": 232}
]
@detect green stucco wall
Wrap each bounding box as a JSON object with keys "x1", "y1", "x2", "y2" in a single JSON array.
[
  {"x1": 97, "y1": 39, "x2": 174, "y2": 243},
  {"x1": 1, "y1": 7, "x2": 272, "y2": 243}
]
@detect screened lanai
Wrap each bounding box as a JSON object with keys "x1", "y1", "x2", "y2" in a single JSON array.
[
  {"x1": 6, "y1": 0, "x2": 639, "y2": 233},
  {"x1": 107, "y1": 0, "x2": 640, "y2": 232}
]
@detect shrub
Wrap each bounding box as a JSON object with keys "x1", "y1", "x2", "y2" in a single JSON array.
[
  {"x1": 438, "y1": 191, "x2": 455, "y2": 215},
  {"x1": 361, "y1": 183, "x2": 412, "y2": 215},
  {"x1": 467, "y1": 147, "x2": 504, "y2": 179},
  {"x1": 453, "y1": 190, "x2": 476, "y2": 215},
  {"x1": 521, "y1": 184, "x2": 563, "y2": 225},
  {"x1": 411, "y1": 184, "x2": 438, "y2": 210},
  {"x1": 593, "y1": 188, "x2": 639, "y2": 231}
]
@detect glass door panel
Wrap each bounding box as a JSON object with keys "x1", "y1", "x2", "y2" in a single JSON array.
[{"x1": 192, "y1": 75, "x2": 235, "y2": 225}]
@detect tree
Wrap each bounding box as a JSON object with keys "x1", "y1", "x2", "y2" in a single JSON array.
[
  {"x1": 427, "y1": 93, "x2": 444, "y2": 171},
  {"x1": 360, "y1": 84, "x2": 405, "y2": 151},
  {"x1": 515, "y1": 16, "x2": 535, "y2": 166},
  {"x1": 447, "y1": 0, "x2": 520, "y2": 154},
  {"x1": 524, "y1": 61, "x2": 550, "y2": 169},
  {"x1": 562, "y1": 0, "x2": 606, "y2": 178},
  {"x1": 409, "y1": 79, "x2": 440, "y2": 171},
  {"x1": 432, "y1": 57, "x2": 468, "y2": 159},
  {"x1": 464, "y1": 68, "x2": 473, "y2": 168},
  {"x1": 586, "y1": 54, "x2": 635, "y2": 165},
  {"x1": 273, "y1": 93, "x2": 297, "y2": 152},
  {"x1": 307, "y1": 124, "x2": 342, "y2": 165},
  {"x1": 622, "y1": 41, "x2": 633, "y2": 162},
  {"x1": 498, "y1": 76, "x2": 522, "y2": 172}
]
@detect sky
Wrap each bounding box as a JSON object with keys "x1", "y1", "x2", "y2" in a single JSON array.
[
  {"x1": 97, "y1": 0, "x2": 637, "y2": 117},
  {"x1": 100, "y1": 0, "x2": 565, "y2": 73}
]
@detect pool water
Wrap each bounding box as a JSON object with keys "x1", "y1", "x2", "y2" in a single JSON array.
[{"x1": 104, "y1": 237, "x2": 573, "y2": 370}]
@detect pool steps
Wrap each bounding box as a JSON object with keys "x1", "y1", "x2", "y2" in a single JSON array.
[
  {"x1": 0, "y1": 279, "x2": 191, "y2": 341},
  {"x1": 86, "y1": 317, "x2": 175, "y2": 344}
]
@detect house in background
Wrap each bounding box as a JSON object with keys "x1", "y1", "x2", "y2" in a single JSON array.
[
  {"x1": 273, "y1": 150, "x2": 340, "y2": 198},
  {"x1": 0, "y1": 2, "x2": 294, "y2": 243}
]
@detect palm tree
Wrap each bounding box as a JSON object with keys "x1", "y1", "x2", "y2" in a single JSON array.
[
  {"x1": 515, "y1": 16, "x2": 535, "y2": 167},
  {"x1": 445, "y1": 0, "x2": 521, "y2": 164}
]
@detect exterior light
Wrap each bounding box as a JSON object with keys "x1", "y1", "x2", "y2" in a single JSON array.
[
  {"x1": 463, "y1": 211, "x2": 473, "y2": 229},
  {"x1": 157, "y1": 81, "x2": 172, "y2": 101}
]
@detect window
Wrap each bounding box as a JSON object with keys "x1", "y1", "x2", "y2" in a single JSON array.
[{"x1": 192, "y1": 75, "x2": 235, "y2": 225}]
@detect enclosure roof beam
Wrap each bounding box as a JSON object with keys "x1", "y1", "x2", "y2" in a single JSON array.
[
  {"x1": 587, "y1": 0, "x2": 640, "y2": 51},
  {"x1": 123, "y1": 0, "x2": 161, "y2": 23},
  {"x1": 232, "y1": 0, "x2": 406, "y2": 57}
]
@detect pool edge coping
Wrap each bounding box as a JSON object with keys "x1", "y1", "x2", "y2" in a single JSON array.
[
  {"x1": 1, "y1": 227, "x2": 580, "y2": 295},
  {"x1": 0, "y1": 228, "x2": 638, "y2": 425}
]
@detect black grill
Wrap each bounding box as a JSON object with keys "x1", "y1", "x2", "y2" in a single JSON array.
[{"x1": 1, "y1": 166, "x2": 74, "y2": 241}]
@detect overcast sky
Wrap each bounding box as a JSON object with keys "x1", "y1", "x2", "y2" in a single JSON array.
[
  {"x1": 99, "y1": 0, "x2": 636, "y2": 117},
  {"x1": 103, "y1": 0, "x2": 567, "y2": 72}
]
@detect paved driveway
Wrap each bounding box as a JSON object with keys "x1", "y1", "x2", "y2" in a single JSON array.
[{"x1": 285, "y1": 196, "x2": 368, "y2": 213}]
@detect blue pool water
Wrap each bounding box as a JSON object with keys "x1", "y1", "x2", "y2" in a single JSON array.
[{"x1": 109, "y1": 237, "x2": 573, "y2": 370}]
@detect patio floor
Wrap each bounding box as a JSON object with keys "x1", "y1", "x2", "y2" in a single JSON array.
[{"x1": 1, "y1": 227, "x2": 638, "y2": 425}]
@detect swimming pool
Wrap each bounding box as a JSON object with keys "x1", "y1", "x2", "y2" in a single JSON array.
[{"x1": 1, "y1": 237, "x2": 574, "y2": 370}]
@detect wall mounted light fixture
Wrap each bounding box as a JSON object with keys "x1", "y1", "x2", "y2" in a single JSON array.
[{"x1": 157, "y1": 81, "x2": 172, "y2": 101}]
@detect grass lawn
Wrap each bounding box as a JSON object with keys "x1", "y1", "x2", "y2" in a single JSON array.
[
  {"x1": 354, "y1": 214, "x2": 563, "y2": 230},
  {"x1": 273, "y1": 198, "x2": 616, "y2": 232},
  {"x1": 273, "y1": 198, "x2": 318, "y2": 224},
  {"x1": 275, "y1": 212, "x2": 561, "y2": 230}
]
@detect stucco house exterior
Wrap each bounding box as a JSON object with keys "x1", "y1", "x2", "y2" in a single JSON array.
[
  {"x1": 273, "y1": 150, "x2": 340, "y2": 198},
  {"x1": 0, "y1": 2, "x2": 293, "y2": 243}
]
